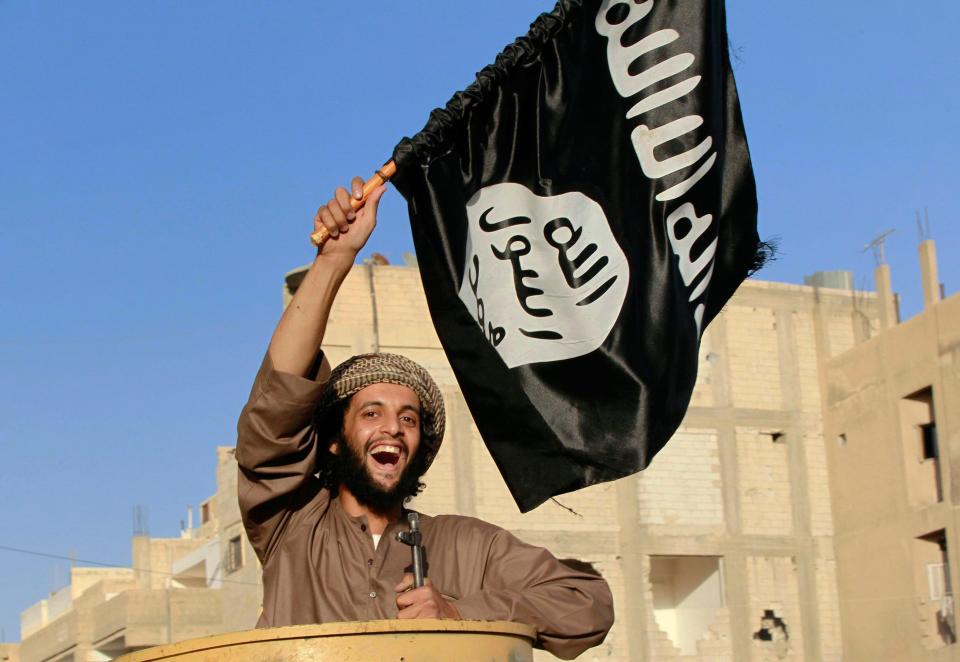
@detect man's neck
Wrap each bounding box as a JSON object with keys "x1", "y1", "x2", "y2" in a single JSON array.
[{"x1": 337, "y1": 485, "x2": 403, "y2": 535}]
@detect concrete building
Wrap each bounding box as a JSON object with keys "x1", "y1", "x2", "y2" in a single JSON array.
[
  {"x1": 17, "y1": 245, "x2": 952, "y2": 660},
  {"x1": 17, "y1": 448, "x2": 258, "y2": 661},
  {"x1": 822, "y1": 240, "x2": 960, "y2": 661},
  {"x1": 0, "y1": 643, "x2": 21, "y2": 662}
]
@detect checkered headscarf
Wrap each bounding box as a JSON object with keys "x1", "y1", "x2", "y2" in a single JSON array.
[{"x1": 316, "y1": 353, "x2": 445, "y2": 467}]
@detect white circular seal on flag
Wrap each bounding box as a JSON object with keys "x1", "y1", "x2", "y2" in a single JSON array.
[{"x1": 458, "y1": 182, "x2": 630, "y2": 368}]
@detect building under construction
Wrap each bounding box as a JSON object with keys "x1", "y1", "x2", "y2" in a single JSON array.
[{"x1": 10, "y1": 237, "x2": 957, "y2": 662}]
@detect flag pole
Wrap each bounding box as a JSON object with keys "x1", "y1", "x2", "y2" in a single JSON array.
[{"x1": 310, "y1": 160, "x2": 397, "y2": 247}]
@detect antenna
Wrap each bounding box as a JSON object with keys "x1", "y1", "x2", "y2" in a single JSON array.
[
  {"x1": 862, "y1": 229, "x2": 895, "y2": 266},
  {"x1": 916, "y1": 208, "x2": 932, "y2": 242}
]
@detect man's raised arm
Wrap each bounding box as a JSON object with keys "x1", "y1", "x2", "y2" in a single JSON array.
[
  {"x1": 269, "y1": 177, "x2": 387, "y2": 376},
  {"x1": 236, "y1": 178, "x2": 386, "y2": 561}
]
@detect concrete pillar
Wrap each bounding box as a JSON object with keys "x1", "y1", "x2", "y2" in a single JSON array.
[
  {"x1": 874, "y1": 264, "x2": 898, "y2": 329},
  {"x1": 448, "y1": 392, "x2": 477, "y2": 518},
  {"x1": 614, "y1": 477, "x2": 651, "y2": 660},
  {"x1": 919, "y1": 239, "x2": 941, "y2": 309},
  {"x1": 776, "y1": 310, "x2": 822, "y2": 660},
  {"x1": 132, "y1": 536, "x2": 152, "y2": 589},
  {"x1": 708, "y1": 315, "x2": 754, "y2": 660}
]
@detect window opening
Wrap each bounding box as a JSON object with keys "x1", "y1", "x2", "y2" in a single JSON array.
[
  {"x1": 225, "y1": 535, "x2": 243, "y2": 574},
  {"x1": 921, "y1": 423, "x2": 938, "y2": 460},
  {"x1": 650, "y1": 556, "x2": 725, "y2": 655},
  {"x1": 900, "y1": 388, "x2": 942, "y2": 506}
]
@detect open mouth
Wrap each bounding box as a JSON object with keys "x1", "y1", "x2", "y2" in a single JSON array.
[{"x1": 368, "y1": 443, "x2": 402, "y2": 468}]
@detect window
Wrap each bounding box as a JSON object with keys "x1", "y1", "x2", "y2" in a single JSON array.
[
  {"x1": 900, "y1": 388, "x2": 942, "y2": 506},
  {"x1": 225, "y1": 535, "x2": 243, "y2": 574},
  {"x1": 921, "y1": 423, "x2": 939, "y2": 461},
  {"x1": 915, "y1": 530, "x2": 955, "y2": 648},
  {"x1": 928, "y1": 562, "x2": 948, "y2": 601}
]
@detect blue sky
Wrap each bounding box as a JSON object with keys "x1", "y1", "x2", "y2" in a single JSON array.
[{"x1": 1, "y1": 0, "x2": 957, "y2": 641}]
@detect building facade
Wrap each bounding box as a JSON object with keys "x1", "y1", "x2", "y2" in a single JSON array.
[
  {"x1": 17, "y1": 448, "x2": 259, "y2": 662},
  {"x1": 822, "y1": 241, "x2": 960, "y2": 661},
  {"x1": 26, "y1": 252, "x2": 953, "y2": 660}
]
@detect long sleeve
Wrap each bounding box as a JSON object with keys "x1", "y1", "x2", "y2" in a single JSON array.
[
  {"x1": 235, "y1": 351, "x2": 329, "y2": 563},
  {"x1": 446, "y1": 521, "x2": 614, "y2": 660}
]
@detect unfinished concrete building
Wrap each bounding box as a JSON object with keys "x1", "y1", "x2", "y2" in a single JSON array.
[
  {"x1": 17, "y1": 241, "x2": 953, "y2": 660},
  {"x1": 276, "y1": 260, "x2": 879, "y2": 661}
]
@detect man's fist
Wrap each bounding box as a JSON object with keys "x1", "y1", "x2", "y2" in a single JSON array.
[
  {"x1": 313, "y1": 176, "x2": 386, "y2": 259},
  {"x1": 395, "y1": 574, "x2": 461, "y2": 620}
]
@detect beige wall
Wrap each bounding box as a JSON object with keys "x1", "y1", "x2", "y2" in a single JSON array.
[{"x1": 823, "y1": 291, "x2": 960, "y2": 662}]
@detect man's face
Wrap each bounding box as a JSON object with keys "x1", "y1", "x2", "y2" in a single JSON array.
[{"x1": 332, "y1": 382, "x2": 425, "y2": 508}]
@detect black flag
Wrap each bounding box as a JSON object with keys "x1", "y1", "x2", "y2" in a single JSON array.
[{"x1": 391, "y1": 0, "x2": 763, "y2": 512}]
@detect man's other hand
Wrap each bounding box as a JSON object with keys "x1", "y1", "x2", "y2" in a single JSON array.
[{"x1": 394, "y1": 574, "x2": 461, "y2": 619}]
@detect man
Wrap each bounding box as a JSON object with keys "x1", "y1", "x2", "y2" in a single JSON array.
[{"x1": 236, "y1": 178, "x2": 614, "y2": 659}]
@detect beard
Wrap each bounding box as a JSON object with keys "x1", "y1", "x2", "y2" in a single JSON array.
[{"x1": 333, "y1": 437, "x2": 428, "y2": 511}]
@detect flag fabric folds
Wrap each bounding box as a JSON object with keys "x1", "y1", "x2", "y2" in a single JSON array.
[{"x1": 391, "y1": 0, "x2": 763, "y2": 512}]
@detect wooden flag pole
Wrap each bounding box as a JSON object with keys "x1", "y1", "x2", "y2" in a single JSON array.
[{"x1": 310, "y1": 160, "x2": 398, "y2": 247}]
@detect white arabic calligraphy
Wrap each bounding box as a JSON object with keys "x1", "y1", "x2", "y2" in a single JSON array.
[
  {"x1": 459, "y1": 183, "x2": 629, "y2": 368},
  {"x1": 596, "y1": 0, "x2": 719, "y2": 335}
]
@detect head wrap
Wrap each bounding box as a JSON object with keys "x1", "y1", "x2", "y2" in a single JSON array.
[{"x1": 316, "y1": 353, "x2": 446, "y2": 467}]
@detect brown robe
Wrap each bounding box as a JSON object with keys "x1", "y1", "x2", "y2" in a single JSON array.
[{"x1": 236, "y1": 353, "x2": 614, "y2": 659}]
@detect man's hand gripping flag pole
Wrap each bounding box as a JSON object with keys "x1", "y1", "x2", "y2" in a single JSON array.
[{"x1": 310, "y1": 160, "x2": 397, "y2": 248}]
